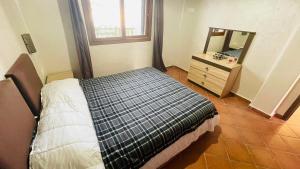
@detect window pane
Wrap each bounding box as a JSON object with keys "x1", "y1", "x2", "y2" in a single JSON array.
[
  {"x1": 124, "y1": 0, "x2": 146, "y2": 36},
  {"x1": 90, "y1": 0, "x2": 122, "y2": 38}
]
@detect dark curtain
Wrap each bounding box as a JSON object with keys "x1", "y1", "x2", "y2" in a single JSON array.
[
  {"x1": 153, "y1": 0, "x2": 167, "y2": 72},
  {"x1": 69, "y1": 0, "x2": 94, "y2": 79}
]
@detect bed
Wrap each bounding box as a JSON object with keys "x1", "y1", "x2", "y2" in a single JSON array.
[
  {"x1": 1, "y1": 54, "x2": 219, "y2": 169},
  {"x1": 220, "y1": 48, "x2": 243, "y2": 58}
]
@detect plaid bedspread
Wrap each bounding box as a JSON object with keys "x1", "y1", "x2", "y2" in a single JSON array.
[{"x1": 79, "y1": 67, "x2": 218, "y2": 169}]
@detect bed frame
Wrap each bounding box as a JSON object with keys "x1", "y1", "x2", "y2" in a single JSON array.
[
  {"x1": 0, "y1": 79, "x2": 36, "y2": 169},
  {"x1": 5, "y1": 53, "x2": 43, "y2": 117},
  {"x1": 0, "y1": 54, "x2": 41, "y2": 169}
]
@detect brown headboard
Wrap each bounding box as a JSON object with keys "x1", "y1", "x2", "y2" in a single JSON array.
[
  {"x1": 0, "y1": 80, "x2": 36, "y2": 169},
  {"x1": 5, "y1": 54, "x2": 43, "y2": 116}
]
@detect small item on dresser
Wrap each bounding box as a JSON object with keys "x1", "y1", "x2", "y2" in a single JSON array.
[{"x1": 213, "y1": 53, "x2": 227, "y2": 60}]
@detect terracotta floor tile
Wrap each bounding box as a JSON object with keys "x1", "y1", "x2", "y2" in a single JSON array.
[
  {"x1": 224, "y1": 139, "x2": 252, "y2": 163},
  {"x1": 273, "y1": 125, "x2": 298, "y2": 138},
  {"x1": 163, "y1": 146, "x2": 206, "y2": 169},
  {"x1": 237, "y1": 129, "x2": 265, "y2": 146},
  {"x1": 222, "y1": 95, "x2": 250, "y2": 108},
  {"x1": 232, "y1": 116, "x2": 256, "y2": 129},
  {"x1": 260, "y1": 134, "x2": 292, "y2": 152},
  {"x1": 230, "y1": 161, "x2": 256, "y2": 169},
  {"x1": 225, "y1": 107, "x2": 249, "y2": 117},
  {"x1": 205, "y1": 154, "x2": 232, "y2": 169},
  {"x1": 162, "y1": 67, "x2": 300, "y2": 169},
  {"x1": 249, "y1": 121, "x2": 277, "y2": 134},
  {"x1": 287, "y1": 124, "x2": 300, "y2": 138},
  {"x1": 185, "y1": 155, "x2": 207, "y2": 169},
  {"x1": 272, "y1": 150, "x2": 300, "y2": 169},
  {"x1": 221, "y1": 124, "x2": 242, "y2": 140},
  {"x1": 220, "y1": 113, "x2": 237, "y2": 126},
  {"x1": 286, "y1": 118, "x2": 299, "y2": 125},
  {"x1": 281, "y1": 136, "x2": 300, "y2": 154},
  {"x1": 213, "y1": 100, "x2": 228, "y2": 111},
  {"x1": 205, "y1": 137, "x2": 228, "y2": 157},
  {"x1": 248, "y1": 145, "x2": 280, "y2": 169}
]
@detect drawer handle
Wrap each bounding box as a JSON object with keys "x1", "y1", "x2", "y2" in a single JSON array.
[{"x1": 205, "y1": 67, "x2": 209, "y2": 71}]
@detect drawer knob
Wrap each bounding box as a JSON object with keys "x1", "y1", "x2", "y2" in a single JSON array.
[
  {"x1": 205, "y1": 67, "x2": 209, "y2": 71},
  {"x1": 201, "y1": 81, "x2": 205, "y2": 85},
  {"x1": 203, "y1": 74, "x2": 207, "y2": 78}
]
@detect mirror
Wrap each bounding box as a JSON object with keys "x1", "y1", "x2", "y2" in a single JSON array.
[{"x1": 204, "y1": 27, "x2": 256, "y2": 64}]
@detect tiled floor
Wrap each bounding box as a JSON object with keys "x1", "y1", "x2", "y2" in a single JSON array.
[{"x1": 163, "y1": 67, "x2": 300, "y2": 169}]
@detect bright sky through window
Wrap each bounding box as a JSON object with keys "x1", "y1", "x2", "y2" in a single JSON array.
[{"x1": 90, "y1": 0, "x2": 145, "y2": 38}]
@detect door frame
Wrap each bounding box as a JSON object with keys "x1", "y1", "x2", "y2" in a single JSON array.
[{"x1": 283, "y1": 95, "x2": 300, "y2": 120}]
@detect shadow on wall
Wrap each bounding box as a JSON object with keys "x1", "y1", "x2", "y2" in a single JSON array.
[
  {"x1": 57, "y1": 0, "x2": 81, "y2": 78},
  {"x1": 231, "y1": 66, "x2": 264, "y2": 101}
]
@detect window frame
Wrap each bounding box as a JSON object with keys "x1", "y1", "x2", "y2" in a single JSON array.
[{"x1": 81, "y1": 0, "x2": 153, "y2": 45}]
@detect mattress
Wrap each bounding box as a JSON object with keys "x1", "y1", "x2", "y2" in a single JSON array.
[
  {"x1": 221, "y1": 48, "x2": 243, "y2": 58},
  {"x1": 80, "y1": 68, "x2": 218, "y2": 169},
  {"x1": 30, "y1": 68, "x2": 219, "y2": 169}
]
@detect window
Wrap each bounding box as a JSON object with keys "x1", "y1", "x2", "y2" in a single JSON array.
[{"x1": 82, "y1": 0, "x2": 153, "y2": 45}]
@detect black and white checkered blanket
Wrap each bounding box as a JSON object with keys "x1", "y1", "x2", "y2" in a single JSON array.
[{"x1": 80, "y1": 67, "x2": 218, "y2": 169}]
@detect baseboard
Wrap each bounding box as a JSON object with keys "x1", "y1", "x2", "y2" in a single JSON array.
[
  {"x1": 166, "y1": 65, "x2": 188, "y2": 73},
  {"x1": 166, "y1": 65, "x2": 177, "y2": 69},
  {"x1": 274, "y1": 113, "x2": 284, "y2": 120},
  {"x1": 231, "y1": 93, "x2": 270, "y2": 118},
  {"x1": 231, "y1": 92, "x2": 251, "y2": 104},
  {"x1": 248, "y1": 105, "x2": 272, "y2": 119},
  {"x1": 230, "y1": 91, "x2": 252, "y2": 102}
]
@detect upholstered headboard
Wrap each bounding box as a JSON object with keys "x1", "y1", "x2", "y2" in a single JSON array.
[
  {"x1": 0, "y1": 80, "x2": 36, "y2": 169},
  {"x1": 5, "y1": 54, "x2": 43, "y2": 116}
]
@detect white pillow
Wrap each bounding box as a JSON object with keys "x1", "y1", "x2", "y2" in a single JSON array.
[{"x1": 30, "y1": 79, "x2": 104, "y2": 169}]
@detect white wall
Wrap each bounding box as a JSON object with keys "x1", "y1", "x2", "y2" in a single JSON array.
[
  {"x1": 163, "y1": 0, "x2": 201, "y2": 70},
  {"x1": 163, "y1": 0, "x2": 184, "y2": 67},
  {"x1": 0, "y1": 3, "x2": 25, "y2": 80},
  {"x1": 0, "y1": 0, "x2": 45, "y2": 81},
  {"x1": 57, "y1": 0, "x2": 82, "y2": 78},
  {"x1": 250, "y1": 25, "x2": 300, "y2": 116},
  {"x1": 186, "y1": 0, "x2": 300, "y2": 101},
  {"x1": 16, "y1": 0, "x2": 72, "y2": 75},
  {"x1": 89, "y1": 42, "x2": 153, "y2": 76}
]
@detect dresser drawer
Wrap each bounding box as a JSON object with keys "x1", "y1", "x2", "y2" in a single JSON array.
[
  {"x1": 189, "y1": 66, "x2": 226, "y2": 89},
  {"x1": 190, "y1": 59, "x2": 230, "y2": 80},
  {"x1": 188, "y1": 71, "x2": 223, "y2": 95}
]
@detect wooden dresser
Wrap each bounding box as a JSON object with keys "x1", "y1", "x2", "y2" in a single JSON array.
[{"x1": 188, "y1": 53, "x2": 241, "y2": 97}]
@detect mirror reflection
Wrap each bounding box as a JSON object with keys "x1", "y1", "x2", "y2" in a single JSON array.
[{"x1": 205, "y1": 28, "x2": 255, "y2": 64}]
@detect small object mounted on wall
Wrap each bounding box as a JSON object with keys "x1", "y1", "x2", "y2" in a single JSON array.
[{"x1": 21, "y1": 33, "x2": 37, "y2": 54}]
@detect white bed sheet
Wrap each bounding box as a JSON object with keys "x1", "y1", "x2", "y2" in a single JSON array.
[{"x1": 30, "y1": 79, "x2": 219, "y2": 169}]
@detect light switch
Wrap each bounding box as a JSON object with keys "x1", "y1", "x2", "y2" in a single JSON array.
[{"x1": 21, "y1": 34, "x2": 37, "y2": 54}]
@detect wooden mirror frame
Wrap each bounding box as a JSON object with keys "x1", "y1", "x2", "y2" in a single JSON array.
[{"x1": 203, "y1": 27, "x2": 256, "y2": 64}]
